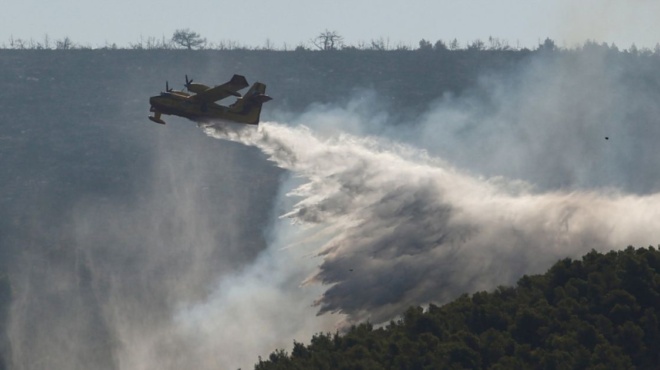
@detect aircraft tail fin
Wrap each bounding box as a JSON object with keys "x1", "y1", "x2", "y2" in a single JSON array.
[
  {"x1": 244, "y1": 82, "x2": 272, "y2": 104},
  {"x1": 230, "y1": 82, "x2": 272, "y2": 124}
]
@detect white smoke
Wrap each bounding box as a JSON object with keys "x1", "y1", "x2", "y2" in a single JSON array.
[
  {"x1": 202, "y1": 120, "x2": 660, "y2": 326},
  {"x1": 391, "y1": 50, "x2": 660, "y2": 194},
  {"x1": 6, "y1": 48, "x2": 660, "y2": 370},
  {"x1": 5, "y1": 128, "x2": 304, "y2": 370}
]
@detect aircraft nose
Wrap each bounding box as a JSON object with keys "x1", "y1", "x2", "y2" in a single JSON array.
[{"x1": 149, "y1": 96, "x2": 163, "y2": 109}]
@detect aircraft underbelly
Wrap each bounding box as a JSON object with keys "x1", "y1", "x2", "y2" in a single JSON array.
[{"x1": 161, "y1": 102, "x2": 232, "y2": 121}]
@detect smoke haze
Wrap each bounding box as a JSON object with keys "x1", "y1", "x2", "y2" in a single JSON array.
[
  {"x1": 6, "y1": 128, "x2": 287, "y2": 370},
  {"x1": 3, "y1": 48, "x2": 660, "y2": 370},
  {"x1": 394, "y1": 50, "x2": 660, "y2": 194},
  {"x1": 203, "y1": 120, "x2": 660, "y2": 326}
]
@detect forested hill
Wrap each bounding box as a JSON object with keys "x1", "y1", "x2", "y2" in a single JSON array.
[{"x1": 256, "y1": 247, "x2": 660, "y2": 370}]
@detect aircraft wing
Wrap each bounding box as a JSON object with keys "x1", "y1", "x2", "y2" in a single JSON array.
[{"x1": 191, "y1": 74, "x2": 249, "y2": 103}]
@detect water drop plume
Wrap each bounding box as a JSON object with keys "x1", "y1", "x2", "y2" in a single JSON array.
[{"x1": 203, "y1": 121, "x2": 660, "y2": 325}]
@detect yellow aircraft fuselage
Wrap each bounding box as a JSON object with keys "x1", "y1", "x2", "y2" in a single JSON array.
[
  {"x1": 149, "y1": 92, "x2": 259, "y2": 124},
  {"x1": 148, "y1": 75, "x2": 271, "y2": 125}
]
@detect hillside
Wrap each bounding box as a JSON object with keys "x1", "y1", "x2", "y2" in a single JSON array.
[
  {"x1": 0, "y1": 47, "x2": 659, "y2": 369},
  {"x1": 256, "y1": 247, "x2": 660, "y2": 369}
]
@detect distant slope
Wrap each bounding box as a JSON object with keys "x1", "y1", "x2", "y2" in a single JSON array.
[
  {"x1": 255, "y1": 246, "x2": 660, "y2": 369},
  {"x1": 1, "y1": 48, "x2": 659, "y2": 370}
]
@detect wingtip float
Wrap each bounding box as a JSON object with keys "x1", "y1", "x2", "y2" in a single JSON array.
[{"x1": 148, "y1": 74, "x2": 271, "y2": 126}]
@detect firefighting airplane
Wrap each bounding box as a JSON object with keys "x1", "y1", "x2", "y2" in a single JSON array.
[{"x1": 148, "y1": 74, "x2": 271, "y2": 125}]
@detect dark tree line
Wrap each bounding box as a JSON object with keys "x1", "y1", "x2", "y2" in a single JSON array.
[
  {"x1": 4, "y1": 30, "x2": 660, "y2": 55},
  {"x1": 255, "y1": 246, "x2": 660, "y2": 369}
]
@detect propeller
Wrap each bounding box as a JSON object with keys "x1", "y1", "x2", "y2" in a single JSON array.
[
  {"x1": 165, "y1": 81, "x2": 173, "y2": 92},
  {"x1": 184, "y1": 74, "x2": 194, "y2": 90}
]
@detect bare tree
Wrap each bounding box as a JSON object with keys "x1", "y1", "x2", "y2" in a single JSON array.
[
  {"x1": 10, "y1": 36, "x2": 26, "y2": 49},
  {"x1": 43, "y1": 34, "x2": 51, "y2": 49},
  {"x1": 467, "y1": 39, "x2": 485, "y2": 51},
  {"x1": 488, "y1": 36, "x2": 510, "y2": 50},
  {"x1": 55, "y1": 37, "x2": 74, "y2": 50},
  {"x1": 369, "y1": 37, "x2": 389, "y2": 51},
  {"x1": 395, "y1": 42, "x2": 411, "y2": 51},
  {"x1": 312, "y1": 30, "x2": 343, "y2": 51},
  {"x1": 263, "y1": 38, "x2": 274, "y2": 51},
  {"x1": 131, "y1": 35, "x2": 171, "y2": 50},
  {"x1": 171, "y1": 29, "x2": 207, "y2": 50}
]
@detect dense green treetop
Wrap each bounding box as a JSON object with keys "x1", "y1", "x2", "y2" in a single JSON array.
[{"x1": 255, "y1": 246, "x2": 660, "y2": 370}]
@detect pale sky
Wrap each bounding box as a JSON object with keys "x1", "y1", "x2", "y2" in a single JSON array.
[{"x1": 2, "y1": 0, "x2": 659, "y2": 49}]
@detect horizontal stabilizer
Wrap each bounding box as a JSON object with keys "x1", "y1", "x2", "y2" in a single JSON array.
[
  {"x1": 244, "y1": 82, "x2": 271, "y2": 104},
  {"x1": 250, "y1": 94, "x2": 273, "y2": 103},
  {"x1": 230, "y1": 74, "x2": 249, "y2": 88}
]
